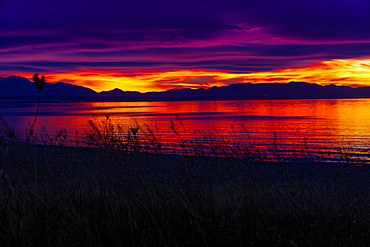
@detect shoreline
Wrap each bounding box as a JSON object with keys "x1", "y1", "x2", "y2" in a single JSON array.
[{"x1": 2, "y1": 94, "x2": 370, "y2": 103}]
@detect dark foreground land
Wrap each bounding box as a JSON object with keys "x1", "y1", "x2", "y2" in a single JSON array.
[{"x1": 1, "y1": 144, "x2": 370, "y2": 247}]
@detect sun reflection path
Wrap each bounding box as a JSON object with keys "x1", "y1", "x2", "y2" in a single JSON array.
[{"x1": 3, "y1": 99, "x2": 370, "y2": 161}]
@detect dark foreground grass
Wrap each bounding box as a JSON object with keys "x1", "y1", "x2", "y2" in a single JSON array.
[{"x1": 1, "y1": 142, "x2": 370, "y2": 246}]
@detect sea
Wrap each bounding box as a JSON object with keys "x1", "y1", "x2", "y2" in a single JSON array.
[{"x1": 2, "y1": 98, "x2": 370, "y2": 162}]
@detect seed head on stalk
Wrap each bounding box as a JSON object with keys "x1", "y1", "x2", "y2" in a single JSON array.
[
  {"x1": 29, "y1": 74, "x2": 46, "y2": 138},
  {"x1": 32, "y1": 74, "x2": 45, "y2": 90}
]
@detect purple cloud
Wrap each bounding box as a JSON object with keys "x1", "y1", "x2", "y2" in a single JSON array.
[{"x1": 1, "y1": 0, "x2": 370, "y2": 78}]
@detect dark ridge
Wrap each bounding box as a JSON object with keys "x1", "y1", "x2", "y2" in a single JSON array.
[{"x1": 1, "y1": 75, "x2": 370, "y2": 102}]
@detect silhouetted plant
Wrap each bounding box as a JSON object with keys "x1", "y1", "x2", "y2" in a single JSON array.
[{"x1": 29, "y1": 74, "x2": 46, "y2": 137}]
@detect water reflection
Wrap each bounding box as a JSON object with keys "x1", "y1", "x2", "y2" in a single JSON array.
[{"x1": 2, "y1": 99, "x2": 370, "y2": 159}]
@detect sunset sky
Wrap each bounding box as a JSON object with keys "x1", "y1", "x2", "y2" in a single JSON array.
[{"x1": 1, "y1": 0, "x2": 370, "y2": 92}]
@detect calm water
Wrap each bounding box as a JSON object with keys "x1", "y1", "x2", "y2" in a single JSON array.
[{"x1": 2, "y1": 98, "x2": 370, "y2": 160}]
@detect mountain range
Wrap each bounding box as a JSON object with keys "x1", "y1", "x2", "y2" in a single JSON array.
[{"x1": 1, "y1": 75, "x2": 370, "y2": 102}]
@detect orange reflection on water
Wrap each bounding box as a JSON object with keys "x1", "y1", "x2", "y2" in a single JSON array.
[
  {"x1": 70, "y1": 99, "x2": 370, "y2": 152},
  {"x1": 3, "y1": 99, "x2": 370, "y2": 158}
]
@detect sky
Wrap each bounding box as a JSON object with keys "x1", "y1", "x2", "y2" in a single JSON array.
[{"x1": 1, "y1": 0, "x2": 370, "y2": 92}]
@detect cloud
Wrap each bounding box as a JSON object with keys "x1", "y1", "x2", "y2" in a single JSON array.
[
  {"x1": 2, "y1": 0, "x2": 370, "y2": 90},
  {"x1": 216, "y1": 0, "x2": 370, "y2": 42},
  {"x1": 8, "y1": 58, "x2": 370, "y2": 94},
  {"x1": 3, "y1": 42, "x2": 370, "y2": 76},
  {"x1": 3, "y1": 0, "x2": 370, "y2": 45}
]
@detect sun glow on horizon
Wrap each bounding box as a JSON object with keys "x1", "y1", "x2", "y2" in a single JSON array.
[{"x1": 16, "y1": 58, "x2": 370, "y2": 93}]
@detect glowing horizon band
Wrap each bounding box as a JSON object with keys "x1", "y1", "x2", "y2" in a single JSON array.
[{"x1": 15, "y1": 58, "x2": 370, "y2": 93}]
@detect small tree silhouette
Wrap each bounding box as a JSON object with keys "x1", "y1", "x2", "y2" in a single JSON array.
[{"x1": 29, "y1": 74, "x2": 46, "y2": 136}]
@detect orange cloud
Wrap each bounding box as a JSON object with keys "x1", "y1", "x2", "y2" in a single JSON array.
[
  {"x1": 17, "y1": 58, "x2": 370, "y2": 93},
  {"x1": 244, "y1": 59, "x2": 370, "y2": 87}
]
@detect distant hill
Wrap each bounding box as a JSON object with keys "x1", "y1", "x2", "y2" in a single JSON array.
[
  {"x1": 99, "y1": 88, "x2": 142, "y2": 98},
  {"x1": 0, "y1": 75, "x2": 97, "y2": 97},
  {"x1": 98, "y1": 81, "x2": 370, "y2": 100},
  {"x1": 1, "y1": 75, "x2": 370, "y2": 101}
]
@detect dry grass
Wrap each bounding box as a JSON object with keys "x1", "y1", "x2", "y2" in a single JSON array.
[{"x1": 1, "y1": 117, "x2": 370, "y2": 246}]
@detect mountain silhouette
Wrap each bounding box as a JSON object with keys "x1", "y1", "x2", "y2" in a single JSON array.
[
  {"x1": 1, "y1": 75, "x2": 370, "y2": 101},
  {"x1": 99, "y1": 88, "x2": 142, "y2": 97},
  {"x1": 98, "y1": 81, "x2": 370, "y2": 100},
  {"x1": 0, "y1": 75, "x2": 97, "y2": 97}
]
